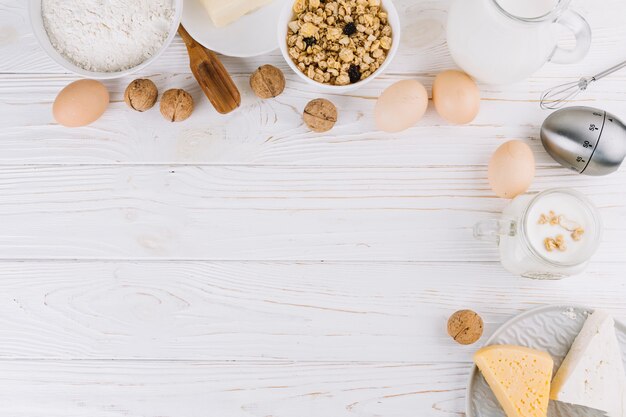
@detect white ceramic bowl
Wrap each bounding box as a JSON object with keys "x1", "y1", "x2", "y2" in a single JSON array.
[
  {"x1": 29, "y1": 0, "x2": 183, "y2": 79},
  {"x1": 277, "y1": 0, "x2": 401, "y2": 92}
]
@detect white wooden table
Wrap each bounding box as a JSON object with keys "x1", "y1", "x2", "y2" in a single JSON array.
[{"x1": 1, "y1": 0, "x2": 625, "y2": 415}]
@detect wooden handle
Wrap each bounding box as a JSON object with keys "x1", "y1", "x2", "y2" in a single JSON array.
[{"x1": 178, "y1": 25, "x2": 241, "y2": 115}]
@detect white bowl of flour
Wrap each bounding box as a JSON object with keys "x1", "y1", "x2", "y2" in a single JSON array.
[{"x1": 29, "y1": 0, "x2": 183, "y2": 79}]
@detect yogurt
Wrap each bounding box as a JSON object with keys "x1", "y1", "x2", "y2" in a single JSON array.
[
  {"x1": 524, "y1": 191, "x2": 597, "y2": 266},
  {"x1": 495, "y1": 189, "x2": 601, "y2": 279}
]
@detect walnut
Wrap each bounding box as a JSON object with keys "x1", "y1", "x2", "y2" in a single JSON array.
[
  {"x1": 303, "y1": 98, "x2": 337, "y2": 132},
  {"x1": 160, "y1": 89, "x2": 194, "y2": 122},
  {"x1": 539, "y1": 211, "x2": 586, "y2": 245},
  {"x1": 571, "y1": 227, "x2": 585, "y2": 241},
  {"x1": 124, "y1": 79, "x2": 158, "y2": 112},
  {"x1": 549, "y1": 211, "x2": 560, "y2": 225},
  {"x1": 555, "y1": 234, "x2": 566, "y2": 250},
  {"x1": 447, "y1": 310, "x2": 483, "y2": 345},
  {"x1": 544, "y1": 237, "x2": 557, "y2": 252},
  {"x1": 250, "y1": 65, "x2": 286, "y2": 99},
  {"x1": 544, "y1": 235, "x2": 567, "y2": 252}
]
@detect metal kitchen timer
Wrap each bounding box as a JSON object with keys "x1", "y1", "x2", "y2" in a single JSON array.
[{"x1": 540, "y1": 106, "x2": 626, "y2": 176}]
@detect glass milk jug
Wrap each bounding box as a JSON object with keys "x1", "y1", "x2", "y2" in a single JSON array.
[
  {"x1": 447, "y1": 0, "x2": 591, "y2": 84},
  {"x1": 474, "y1": 189, "x2": 601, "y2": 279}
]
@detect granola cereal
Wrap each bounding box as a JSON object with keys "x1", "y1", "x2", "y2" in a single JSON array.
[
  {"x1": 537, "y1": 211, "x2": 586, "y2": 243},
  {"x1": 287, "y1": 0, "x2": 393, "y2": 86}
]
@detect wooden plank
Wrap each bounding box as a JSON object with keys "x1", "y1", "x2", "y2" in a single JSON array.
[
  {"x1": 0, "y1": 165, "x2": 624, "y2": 261},
  {"x1": 0, "y1": 164, "x2": 615, "y2": 260},
  {"x1": 1, "y1": 0, "x2": 626, "y2": 165},
  {"x1": 0, "y1": 0, "x2": 623, "y2": 76},
  {"x1": 0, "y1": 359, "x2": 469, "y2": 417},
  {"x1": 1, "y1": 260, "x2": 625, "y2": 361},
  {"x1": 1, "y1": 72, "x2": 626, "y2": 165}
]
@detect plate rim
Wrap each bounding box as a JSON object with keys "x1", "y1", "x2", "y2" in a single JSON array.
[
  {"x1": 465, "y1": 303, "x2": 626, "y2": 417},
  {"x1": 181, "y1": 0, "x2": 283, "y2": 58}
]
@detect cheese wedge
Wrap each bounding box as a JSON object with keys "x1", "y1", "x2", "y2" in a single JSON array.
[
  {"x1": 200, "y1": 0, "x2": 274, "y2": 28},
  {"x1": 551, "y1": 310, "x2": 626, "y2": 417},
  {"x1": 474, "y1": 345, "x2": 553, "y2": 417}
]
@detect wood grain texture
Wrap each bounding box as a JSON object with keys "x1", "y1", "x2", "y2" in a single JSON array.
[
  {"x1": 0, "y1": 0, "x2": 625, "y2": 165},
  {"x1": 0, "y1": 360, "x2": 469, "y2": 417},
  {"x1": 1, "y1": 0, "x2": 624, "y2": 76},
  {"x1": 2, "y1": 0, "x2": 626, "y2": 415},
  {"x1": 2, "y1": 71, "x2": 626, "y2": 165},
  {"x1": 0, "y1": 164, "x2": 624, "y2": 260},
  {"x1": 1, "y1": 261, "x2": 625, "y2": 361}
]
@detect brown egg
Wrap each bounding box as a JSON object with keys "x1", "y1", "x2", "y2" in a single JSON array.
[
  {"x1": 432, "y1": 70, "x2": 480, "y2": 124},
  {"x1": 53, "y1": 79, "x2": 110, "y2": 127},
  {"x1": 488, "y1": 140, "x2": 535, "y2": 199},
  {"x1": 375, "y1": 80, "x2": 429, "y2": 133}
]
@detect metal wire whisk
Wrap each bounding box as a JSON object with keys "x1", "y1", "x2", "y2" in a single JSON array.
[{"x1": 540, "y1": 59, "x2": 626, "y2": 110}]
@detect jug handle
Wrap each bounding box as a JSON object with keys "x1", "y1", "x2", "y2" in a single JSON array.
[
  {"x1": 473, "y1": 219, "x2": 517, "y2": 243},
  {"x1": 550, "y1": 10, "x2": 592, "y2": 64}
]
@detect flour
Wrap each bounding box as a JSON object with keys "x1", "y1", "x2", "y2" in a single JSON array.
[{"x1": 42, "y1": 0, "x2": 174, "y2": 73}]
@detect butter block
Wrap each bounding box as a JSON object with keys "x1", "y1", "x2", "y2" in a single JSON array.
[
  {"x1": 551, "y1": 310, "x2": 626, "y2": 417},
  {"x1": 201, "y1": 0, "x2": 274, "y2": 28},
  {"x1": 475, "y1": 345, "x2": 553, "y2": 417}
]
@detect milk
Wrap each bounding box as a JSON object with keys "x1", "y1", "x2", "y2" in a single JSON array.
[
  {"x1": 525, "y1": 192, "x2": 597, "y2": 265},
  {"x1": 446, "y1": 0, "x2": 560, "y2": 84},
  {"x1": 498, "y1": 190, "x2": 600, "y2": 278},
  {"x1": 495, "y1": 0, "x2": 559, "y2": 19}
]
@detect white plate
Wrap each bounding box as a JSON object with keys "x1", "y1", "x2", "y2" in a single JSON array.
[
  {"x1": 467, "y1": 304, "x2": 626, "y2": 417},
  {"x1": 181, "y1": 0, "x2": 288, "y2": 57}
]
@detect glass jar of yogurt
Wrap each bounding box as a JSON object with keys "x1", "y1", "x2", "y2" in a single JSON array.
[{"x1": 474, "y1": 188, "x2": 601, "y2": 279}]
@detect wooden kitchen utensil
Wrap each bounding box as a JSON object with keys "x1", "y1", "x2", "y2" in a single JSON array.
[{"x1": 178, "y1": 25, "x2": 241, "y2": 114}]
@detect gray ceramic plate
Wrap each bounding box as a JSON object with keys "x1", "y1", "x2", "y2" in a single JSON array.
[{"x1": 466, "y1": 304, "x2": 626, "y2": 417}]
